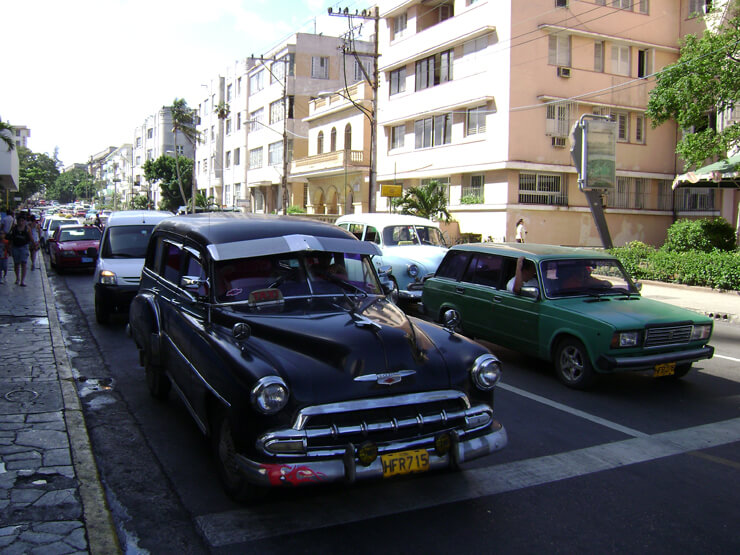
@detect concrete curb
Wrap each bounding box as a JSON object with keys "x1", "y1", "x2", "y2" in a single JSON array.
[{"x1": 40, "y1": 259, "x2": 121, "y2": 554}]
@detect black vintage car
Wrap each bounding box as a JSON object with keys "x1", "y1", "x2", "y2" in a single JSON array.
[{"x1": 128, "y1": 214, "x2": 507, "y2": 501}]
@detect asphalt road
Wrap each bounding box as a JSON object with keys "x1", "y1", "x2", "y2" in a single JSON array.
[{"x1": 49, "y1": 267, "x2": 740, "y2": 554}]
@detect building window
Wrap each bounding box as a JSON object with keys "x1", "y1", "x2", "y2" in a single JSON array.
[
  {"x1": 249, "y1": 108, "x2": 264, "y2": 132},
  {"x1": 393, "y1": 12, "x2": 407, "y2": 39},
  {"x1": 635, "y1": 115, "x2": 646, "y2": 144},
  {"x1": 249, "y1": 147, "x2": 263, "y2": 169},
  {"x1": 344, "y1": 124, "x2": 352, "y2": 151},
  {"x1": 466, "y1": 105, "x2": 487, "y2": 136},
  {"x1": 546, "y1": 102, "x2": 572, "y2": 137},
  {"x1": 461, "y1": 175, "x2": 484, "y2": 204},
  {"x1": 390, "y1": 67, "x2": 406, "y2": 95},
  {"x1": 237, "y1": 77, "x2": 242, "y2": 96},
  {"x1": 616, "y1": 112, "x2": 629, "y2": 141},
  {"x1": 463, "y1": 34, "x2": 488, "y2": 57},
  {"x1": 637, "y1": 49, "x2": 652, "y2": 78},
  {"x1": 657, "y1": 180, "x2": 672, "y2": 210},
  {"x1": 225, "y1": 151, "x2": 231, "y2": 168},
  {"x1": 146, "y1": 149, "x2": 153, "y2": 161},
  {"x1": 594, "y1": 41, "x2": 604, "y2": 72},
  {"x1": 224, "y1": 184, "x2": 231, "y2": 205},
  {"x1": 421, "y1": 177, "x2": 451, "y2": 202},
  {"x1": 415, "y1": 50, "x2": 453, "y2": 91},
  {"x1": 147, "y1": 128, "x2": 153, "y2": 139},
  {"x1": 612, "y1": 0, "x2": 632, "y2": 9},
  {"x1": 234, "y1": 148, "x2": 240, "y2": 165},
  {"x1": 136, "y1": 137, "x2": 142, "y2": 148},
  {"x1": 414, "y1": 114, "x2": 451, "y2": 149},
  {"x1": 211, "y1": 126, "x2": 215, "y2": 141},
  {"x1": 390, "y1": 124, "x2": 405, "y2": 149},
  {"x1": 555, "y1": 0, "x2": 568, "y2": 7},
  {"x1": 226, "y1": 119, "x2": 232, "y2": 134},
  {"x1": 638, "y1": 0, "x2": 649, "y2": 13},
  {"x1": 330, "y1": 127, "x2": 337, "y2": 151},
  {"x1": 268, "y1": 142, "x2": 282, "y2": 166},
  {"x1": 519, "y1": 173, "x2": 567, "y2": 206},
  {"x1": 311, "y1": 56, "x2": 330, "y2": 79},
  {"x1": 548, "y1": 34, "x2": 571, "y2": 66},
  {"x1": 677, "y1": 187, "x2": 716, "y2": 211},
  {"x1": 269, "y1": 99, "x2": 284, "y2": 124},
  {"x1": 227, "y1": 84, "x2": 232, "y2": 101},
  {"x1": 317, "y1": 131, "x2": 324, "y2": 154},
  {"x1": 688, "y1": 0, "x2": 711, "y2": 17},
  {"x1": 272, "y1": 53, "x2": 295, "y2": 84},
  {"x1": 249, "y1": 70, "x2": 264, "y2": 94},
  {"x1": 607, "y1": 177, "x2": 649, "y2": 209},
  {"x1": 354, "y1": 59, "x2": 371, "y2": 82},
  {"x1": 254, "y1": 189, "x2": 264, "y2": 211},
  {"x1": 176, "y1": 145, "x2": 184, "y2": 155},
  {"x1": 237, "y1": 113, "x2": 241, "y2": 130},
  {"x1": 611, "y1": 45, "x2": 630, "y2": 76}
]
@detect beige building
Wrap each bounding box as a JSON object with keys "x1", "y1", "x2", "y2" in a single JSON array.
[
  {"x1": 375, "y1": 0, "x2": 738, "y2": 247},
  {"x1": 291, "y1": 80, "x2": 373, "y2": 215}
]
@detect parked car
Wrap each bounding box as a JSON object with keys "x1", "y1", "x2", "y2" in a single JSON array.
[
  {"x1": 48, "y1": 224, "x2": 102, "y2": 272},
  {"x1": 422, "y1": 243, "x2": 715, "y2": 389},
  {"x1": 127, "y1": 214, "x2": 507, "y2": 502},
  {"x1": 42, "y1": 216, "x2": 82, "y2": 251},
  {"x1": 93, "y1": 210, "x2": 173, "y2": 324},
  {"x1": 336, "y1": 213, "x2": 448, "y2": 303}
]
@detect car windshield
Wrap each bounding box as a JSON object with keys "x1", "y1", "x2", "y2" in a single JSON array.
[
  {"x1": 58, "y1": 227, "x2": 102, "y2": 242},
  {"x1": 213, "y1": 251, "x2": 383, "y2": 305},
  {"x1": 541, "y1": 258, "x2": 639, "y2": 298},
  {"x1": 102, "y1": 225, "x2": 155, "y2": 258},
  {"x1": 382, "y1": 225, "x2": 446, "y2": 247}
]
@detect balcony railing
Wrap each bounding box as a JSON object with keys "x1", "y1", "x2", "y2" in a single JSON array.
[{"x1": 291, "y1": 150, "x2": 366, "y2": 174}]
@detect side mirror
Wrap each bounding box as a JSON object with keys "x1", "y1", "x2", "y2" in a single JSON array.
[
  {"x1": 180, "y1": 275, "x2": 209, "y2": 300},
  {"x1": 520, "y1": 285, "x2": 540, "y2": 299},
  {"x1": 634, "y1": 281, "x2": 642, "y2": 292}
]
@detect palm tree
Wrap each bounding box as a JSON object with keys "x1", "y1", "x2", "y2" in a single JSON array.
[
  {"x1": 395, "y1": 180, "x2": 451, "y2": 222},
  {"x1": 170, "y1": 98, "x2": 199, "y2": 213},
  {"x1": 214, "y1": 101, "x2": 230, "y2": 207},
  {"x1": 0, "y1": 119, "x2": 15, "y2": 151}
]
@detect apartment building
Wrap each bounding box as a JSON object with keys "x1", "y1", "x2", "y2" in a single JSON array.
[
  {"x1": 375, "y1": 0, "x2": 732, "y2": 247},
  {"x1": 10, "y1": 125, "x2": 31, "y2": 150},
  {"x1": 241, "y1": 33, "x2": 374, "y2": 214},
  {"x1": 100, "y1": 144, "x2": 133, "y2": 207},
  {"x1": 291, "y1": 80, "x2": 374, "y2": 215},
  {"x1": 132, "y1": 106, "x2": 196, "y2": 209}
]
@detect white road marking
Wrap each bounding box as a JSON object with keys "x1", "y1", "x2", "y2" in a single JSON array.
[
  {"x1": 195, "y1": 417, "x2": 740, "y2": 546},
  {"x1": 714, "y1": 354, "x2": 740, "y2": 363},
  {"x1": 498, "y1": 383, "x2": 649, "y2": 437}
]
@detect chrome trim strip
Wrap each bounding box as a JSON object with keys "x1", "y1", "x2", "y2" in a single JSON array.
[{"x1": 163, "y1": 333, "x2": 230, "y2": 408}]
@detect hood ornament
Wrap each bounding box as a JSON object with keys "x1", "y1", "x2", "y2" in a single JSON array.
[{"x1": 354, "y1": 370, "x2": 416, "y2": 385}]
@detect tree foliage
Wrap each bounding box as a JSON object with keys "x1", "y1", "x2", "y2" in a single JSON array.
[
  {"x1": 46, "y1": 167, "x2": 94, "y2": 204},
  {"x1": 393, "y1": 180, "x2": 451, "y2": 222},
  {"x1": 170, "y1": 98, "x2": 199, "y2": 211},
  {"x1": 17, "y1": 146, "x2": 61, "y2": 202},
  {"x1": 143, "y1": 154, "x2": 192, "y2": 212},
  {"x1": 0, "y1": 118, "x2": 15, "y2": 151},
  {"x1": 647, "y1": 14, "x2": 740, "y2": 169},
  {"x1": 662, "y1": 217, "x2": 737, "y2": 253}
]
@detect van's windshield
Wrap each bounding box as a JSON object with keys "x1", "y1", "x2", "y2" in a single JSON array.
[{"x1": 102, "y1": 225, "x2": 156, "y2": 258}]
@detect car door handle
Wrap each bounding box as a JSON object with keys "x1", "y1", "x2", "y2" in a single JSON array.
[
  {"x1": 456, "y1": 286, "x2": 465, "y2": 294},
  {"x1": 493, "y1": 295, "x2": 503, "y2": 303}
]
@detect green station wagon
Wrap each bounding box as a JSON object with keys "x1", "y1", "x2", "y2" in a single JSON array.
[{"x1": 422, "y1": 244, "x2": 714, "y2": 389}]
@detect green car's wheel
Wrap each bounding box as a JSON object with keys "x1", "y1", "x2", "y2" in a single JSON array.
[{"x1": 555, "y1": 337, "x2": 596, "y2": 389}]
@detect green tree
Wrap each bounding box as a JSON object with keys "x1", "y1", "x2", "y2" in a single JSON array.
[
  {"x1": 143, "y1": 154, "x2": 192, "y2": 213},
  {"x1": 17, "y1": 146, "x2": 61, "y2": 203},
  {"x1": 130, "y1": 195, "x2": 153, "y2": 210},
  {"x1": 0, "y1": 119, "x2": 15, "y2": 151},
  {"x1": 393, "y1": 180, "x2": 451, "y2": 222},
  {"x1": 46, "y1": 168, "x2": 93, "y2": 204},
  {"x1": 170, "y1": 98, "x2": 199, "y2": 212},
  {"x1": 647, "y1": 12, "x2": 740, "y2": 169}
]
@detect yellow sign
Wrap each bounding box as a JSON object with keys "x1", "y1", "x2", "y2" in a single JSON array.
[{"x1": 381, "y1": 184, "x2": 403, "y2": 198}]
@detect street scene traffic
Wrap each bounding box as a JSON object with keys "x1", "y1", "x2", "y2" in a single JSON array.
[{"x1": 3, "y1": 1, "x2": 740, "y2": 553}]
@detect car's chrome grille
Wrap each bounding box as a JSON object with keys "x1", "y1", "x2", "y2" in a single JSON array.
[
  {"x1": 645, "y1": 325, "x2": 693, "y2": 347},
  {"x1": 259, "y1": 391, "x2": 493, "y2": 456}
]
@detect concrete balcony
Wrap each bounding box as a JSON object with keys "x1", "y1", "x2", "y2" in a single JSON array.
[
  {"x1": 0, "y1": 145, "x2": 20, "y2": 192},
  {"x1": 291, "y1": 150, "x2": 367, "y2": 177}
]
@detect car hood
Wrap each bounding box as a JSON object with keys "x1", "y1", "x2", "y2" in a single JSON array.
[
  {"x1": 214, "y1": 297, "x2": 453, "y2": 405},
  {"x1": 381, "y1": 245, "x2": 447, "y2": 270},
  {"x1": 554, "y1": 295, "x2": 710, "y2": 328},
  {"x1": 97, "y1": 257, "x2": 145, "y2": 279}
]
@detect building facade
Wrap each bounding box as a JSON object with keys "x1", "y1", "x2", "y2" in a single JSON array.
[
  {"x1": 100, "y1": 144, "x2": 133, "y2": 207},
  {"x1": 375, "y1": 0, "x2": 735, "y2": 247}
]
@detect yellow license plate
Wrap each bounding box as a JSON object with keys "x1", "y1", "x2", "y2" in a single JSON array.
[
  {"x1": 381, "y1": 449, "x2": 430, "y2": 478},
  {"x1": 654, "y1": 362, "x2": 676, "y2": 377}
]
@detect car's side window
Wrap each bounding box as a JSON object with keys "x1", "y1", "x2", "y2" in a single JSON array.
[
  {"x1": 364, "y1": 226, "x2": 380, "y2": 244},
  {"x1": 436, "y1": 250, "x2": 471, "y2": 280},
  {"x1": 462, "y1": 253, "x2": 503, "y2": 288},
  {"x1": 162, "y1": 242, "x2": 183, "y2": 284},
  {"x1": 146, "y1": 236, "x2": 165, "y2": 274},
  {"x1": 183, "y1": 252, "x2": 208, "y2": 297},
  {"x1": 347, "y1": 223, "x2": 364, "y2": 240}
]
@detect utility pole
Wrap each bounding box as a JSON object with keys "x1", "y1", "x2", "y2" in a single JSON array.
[{"x1": 328, "y1": 6, "x2": 379, "y2": 213}]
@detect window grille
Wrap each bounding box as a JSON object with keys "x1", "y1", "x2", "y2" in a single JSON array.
[{"x1": 519, "y1": 173, "x2": 567, "y2": 205}]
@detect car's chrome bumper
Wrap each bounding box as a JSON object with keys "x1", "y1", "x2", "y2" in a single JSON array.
[
  {"x1": 400, "y1": 281, "x2": 424, "y2": 300},
  {"x1": 597, "y1": 345, "x2": 714, "y2": 372},
  {"x1": 234, "y1": 420, "x2": 507, "y2": 487}
]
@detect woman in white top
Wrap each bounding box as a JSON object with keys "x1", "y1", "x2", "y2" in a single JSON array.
[{"x1": 515, "y1": 219, "x2": 527, "y2": 243}]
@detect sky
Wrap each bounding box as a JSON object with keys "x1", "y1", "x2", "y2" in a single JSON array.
[{"x1": 0, "y1": 0, "x2": 368, "y2": 168}]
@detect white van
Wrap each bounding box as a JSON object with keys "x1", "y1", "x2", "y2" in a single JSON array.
[{"x1": 93, "y1": 210, "x2": 173, "y2": 324}]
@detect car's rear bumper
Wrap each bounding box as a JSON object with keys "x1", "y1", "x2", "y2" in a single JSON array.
[
  {"x1": 235, "y1": 420, "x2": 507, "y2": 487},
  {"x1": 597, "y1": 344, "x2": 714, "y2": 372}
]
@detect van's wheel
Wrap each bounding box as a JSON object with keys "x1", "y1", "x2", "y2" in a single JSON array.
[
  {"x1": 554, "y1": 337, "x2": 596, "y2": 389},
  {"x1": 94, "y1": 291, "x2": 110, "y2": 325},
  {"x1": 212, "y1": 408, "x2": 264, "y2": 503},
  {"x1": 144, "y1": 344, "x2": 170, "y2": 400}
]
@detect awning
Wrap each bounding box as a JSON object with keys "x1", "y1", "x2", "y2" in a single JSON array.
[{"x1": 672, "y1": 153, "x2": 740, "y2": 189}]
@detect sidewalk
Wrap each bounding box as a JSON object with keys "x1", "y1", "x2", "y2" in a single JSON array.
[
  {"x1": 638, "y1": 279, "x2": 740, "y2": 326},
  {"x1": 0, "y1": 258, "x2": 119, "y2": 554}
]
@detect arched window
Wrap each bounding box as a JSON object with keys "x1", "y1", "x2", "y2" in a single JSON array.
[
  {"x1": 330, "y1": 127, "x2": 337, "y2": 152},
  {"x1": 317, "y1": 131, "x2": 324, "y2": 154},
  {"x1": 344, "y1": 123, "x2": 352, "y2": 151}
]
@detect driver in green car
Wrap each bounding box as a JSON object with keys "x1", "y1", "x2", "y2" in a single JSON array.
[{"x1": 507, "y1": 256, "x2": 538, "y2": 294}]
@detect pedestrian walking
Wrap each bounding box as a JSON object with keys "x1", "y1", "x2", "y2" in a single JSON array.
[
  {"x1": 515, "y1": 219, "x2": 527, "y2": 243},
  {"x1": 0, "y1": 229, "x2": 9, "y2": 284},
  {"x1": 1, "y1": 209, "x2": 14, "y2": 234},
  {"x1": 29, "y1": 214, "x2": 41, "y2": 270},
  {"x1": 8, "y1": 213, "x2": 33, "y2": 286}
]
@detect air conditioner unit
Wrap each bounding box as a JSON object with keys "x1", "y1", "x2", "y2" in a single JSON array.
[
  {"x1": 557, "y1": 66, "x2": 571, "y2": 78},
  {"x1": 552, "y1": 136, "x2": 567, "y2": 148}
]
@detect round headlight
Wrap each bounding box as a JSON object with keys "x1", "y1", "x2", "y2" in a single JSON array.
[
  {"x1": 471, "y1": 354, "x2": 502, "y2": 391},
  {"x1": 407, "y1": 264, "x2": 419, "y2": 278},
  {"x1": 250, "y1": 376, "x2": 289, "y2": 414}
]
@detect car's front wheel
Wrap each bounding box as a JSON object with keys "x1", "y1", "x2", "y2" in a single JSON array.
[
  {"x1": 554, "y1": 337, "x2": 596, "y2": 389},
  {"x1": 212, "y1": 408, "x2": 264, "y2": 503}
]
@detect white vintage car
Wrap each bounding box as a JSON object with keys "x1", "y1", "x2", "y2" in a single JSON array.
[{"x1": 336, "y1": 213, "x2": 449, "y2": 302}]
